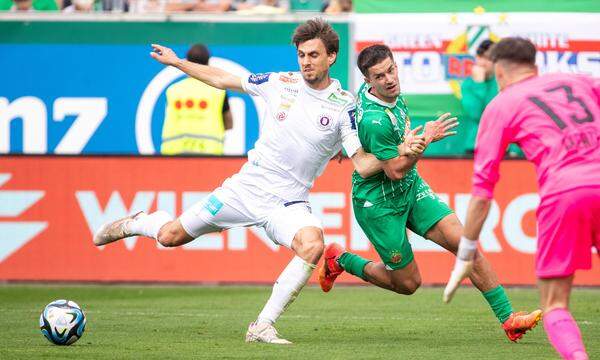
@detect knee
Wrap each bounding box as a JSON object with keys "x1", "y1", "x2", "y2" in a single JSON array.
[
  {"x1": 303, "y1": 236, "x2": 324, "y2": 260},
  {"x1": 295, "y1": 227, "x2": 324, "y2": 262},
  {"x1": 391, "y1": 277, "x2": 421, "y2": 295},
  {"x1": 157, "y1": 224, "x2": 181, "y2": 247}
]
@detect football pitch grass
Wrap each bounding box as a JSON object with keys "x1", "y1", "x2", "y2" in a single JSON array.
[{"x1": 1, "y1": 285, "x2": 598, "y2": 359}]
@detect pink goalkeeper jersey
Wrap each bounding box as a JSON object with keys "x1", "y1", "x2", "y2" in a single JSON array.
[{"x1": 472, "y1": 73, "x2": 600, "y2": 200}]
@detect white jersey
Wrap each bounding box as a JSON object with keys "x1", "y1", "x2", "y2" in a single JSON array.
[{"x1": 236, "y1": 71, "x2": 360, "y2": 202}]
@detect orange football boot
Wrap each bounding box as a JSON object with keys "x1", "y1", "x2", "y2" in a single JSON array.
[
  {"x1": 318, "y1": 243, "x2": 345, "y2": 292},
  {"x1": 502, "y1": 310, "x2": 543, "y2": 342}
]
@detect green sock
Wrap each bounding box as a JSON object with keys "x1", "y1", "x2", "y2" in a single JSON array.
[
  {"x1": 337, "y1": 252, "x2": 371, "y2": 281},
  {"x1": 482, "y1": 285, "x2": 514, "y2": 323}
]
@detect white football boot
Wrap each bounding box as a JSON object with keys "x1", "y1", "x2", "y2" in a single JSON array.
[
  {"x1": 245, "y1": 322, "x2": 292, "y2": 345},
  {"x1": 93, "y1": 211, "x2": 144, "y2": 246}
]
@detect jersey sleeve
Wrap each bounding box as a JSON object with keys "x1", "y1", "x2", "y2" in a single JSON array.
[
  {"x1": 241, "y1": 72, "x2": 277, "y2": 100},
  {"x1": 339, "y1": 104, "x2": 361, "y2": 157},
  {"x1": 360, "y1": 112, "x2": 399, "y2": 161},
  {"x1": 471, "y1": 98, "x2": 513, "y2": 199}
]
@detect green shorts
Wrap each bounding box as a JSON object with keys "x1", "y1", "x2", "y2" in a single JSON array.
[{"x1": 353, "y1": 176, "x2": 453, "y2": 270}]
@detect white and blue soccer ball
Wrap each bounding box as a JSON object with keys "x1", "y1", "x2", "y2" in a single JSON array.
[{"x1": 39, "y1": 299, "x2": 86, "y2": 345}]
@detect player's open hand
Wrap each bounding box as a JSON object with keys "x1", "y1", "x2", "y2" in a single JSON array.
[
  {"x1": 399, "y1": 125, "x2": 426, "y2": 156},
  {"x1": 424, "y1": 113, "x2": 458, "y2": 144},
  {"x1": 150, "y1": 44, "x2": 180, "y2": 66}
]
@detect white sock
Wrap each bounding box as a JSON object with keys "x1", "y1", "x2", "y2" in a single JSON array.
[
  {"x1": 257, "y1": 256, "x2": 315, "y2": 325},
  {"x1": 127, "y1": 211, "x2": 173, "y2": 239}
]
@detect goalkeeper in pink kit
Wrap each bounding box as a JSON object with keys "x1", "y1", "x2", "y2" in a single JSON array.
[{"x1": 445, "y1": 37, "x2": 600, "y2": 359}]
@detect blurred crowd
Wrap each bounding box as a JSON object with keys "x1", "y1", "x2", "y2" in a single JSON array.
[{"x1": 0, "y1": 0, "x2": 352, "y2": 14}]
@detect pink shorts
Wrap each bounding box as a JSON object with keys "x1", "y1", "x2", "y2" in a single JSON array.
[{"x1": 536, "y1": 186, "x2": 600, "y2": 278}]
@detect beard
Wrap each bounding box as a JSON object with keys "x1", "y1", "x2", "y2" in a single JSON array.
[{"x1": 302, "y1": 70, "x2": 327, "y2": 85}]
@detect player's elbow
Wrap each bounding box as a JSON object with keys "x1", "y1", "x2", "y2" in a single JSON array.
[{"x1": 355, "y1": 165, "x2": 372, "y2": 179}]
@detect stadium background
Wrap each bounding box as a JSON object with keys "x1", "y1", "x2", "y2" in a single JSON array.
[{"x1": 1, "y1": 0, "x2": 599, "y2": 287}]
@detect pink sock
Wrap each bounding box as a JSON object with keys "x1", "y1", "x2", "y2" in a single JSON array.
[{"x1": 543, "y1": 308, "x2": 588, "y2": 360}]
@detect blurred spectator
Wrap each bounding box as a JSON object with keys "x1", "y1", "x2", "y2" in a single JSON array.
[
  {"x1": 323, "y1": 0, "x2": 351, "y2": 14},
  {"x1": 160, "y1": 44, "x2": 233, "y2": 155},
  {"x1": 129, "y1": 0, "x2": 165, "y2": 12},
  {"x1": 101, "y1": 0, "x2": 127, "y2": 11},
  {"x1": 461, "y1": 39, "x2": 497, "y2": 154},
  {"x1": 63, "y1": 0, "x2": 94, "y2": 11},
  {"x1": 0, "y1": 0, "x2": 58, "y2": 11},
  {"x1": 461, "y1": 39, "x2": 523, "y2": 156},
  {"x1": 235, "y1": 0, "x2": 287, "y2": 14},
  {"x1": 165, "y1": 0, "x2": 231, "y2": 12}
]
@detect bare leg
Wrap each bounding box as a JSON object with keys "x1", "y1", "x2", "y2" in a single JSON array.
[
  {"x1": 362, "y1": 260, "x2": 422, "y2": 295},
  {"x1": 540, "y1": 276, "x2": 588, "y2": 359},
  {"x1": 425, "y1": 214, "x2": 498, "y2": 292}
]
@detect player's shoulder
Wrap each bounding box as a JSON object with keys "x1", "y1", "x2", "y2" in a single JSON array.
[{"x1": 359, "y1": 108, "x2": 392, "y2": 129}]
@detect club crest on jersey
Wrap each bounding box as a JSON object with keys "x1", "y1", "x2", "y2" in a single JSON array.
[
  {"x1": 276, "y1": 111, "x2": 287, "y2": 121},
  {"x1": 390, "y1": 250, "x2": 402, "y2": 264},
  {"x1": 317, "y1": 114, "x2": 332, "y2": 130}
]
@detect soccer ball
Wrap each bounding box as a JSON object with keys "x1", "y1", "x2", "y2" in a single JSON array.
[{"x1": 39, "y1": 299, "x2": 86, "y2": 345}]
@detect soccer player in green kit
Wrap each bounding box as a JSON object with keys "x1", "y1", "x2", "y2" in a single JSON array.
[{"x1": 319, "y1": 44, "x2": 542, "y2": 342}]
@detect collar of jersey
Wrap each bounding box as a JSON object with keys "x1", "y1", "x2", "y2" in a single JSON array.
[
  {"x1": 364, "y1": 85, "x2": 397, "y2": 108},
  {"x1": 302, "y1": 78, "x2": 341, "y2": 97}
]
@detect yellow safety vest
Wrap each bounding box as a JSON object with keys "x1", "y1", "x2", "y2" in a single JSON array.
[{"x1": 161, "y1": 77, "x2": 227, "y2": 155}]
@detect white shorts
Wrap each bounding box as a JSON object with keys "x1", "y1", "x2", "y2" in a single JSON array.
[{"x1": 179, "y1": 168, "x2": 322, "y2": 249}]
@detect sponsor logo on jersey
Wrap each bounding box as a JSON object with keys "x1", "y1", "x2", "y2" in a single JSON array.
[
  {"x1": 279, "y1": 74, "x2": 299, "y2": 84},
  {"x1": 283, "y1": 86, "x2": 299, "y2": 95},
  {"x1": 317, "y1": 114, "x2": 332, "y2": 130},
  {"x1": 248, "y1": 72, "x2": 272, "y2": 85},
  {"x1": 203, "y1": 194, "x2": 224, "y2": 216},
  {"x1": 327, "y1": 92, "x2": 348, "y2": 105}
]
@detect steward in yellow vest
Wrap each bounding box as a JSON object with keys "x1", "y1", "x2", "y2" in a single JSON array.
[{"x1": 160, "y1": 44, "x2": 233, "y2": 155}]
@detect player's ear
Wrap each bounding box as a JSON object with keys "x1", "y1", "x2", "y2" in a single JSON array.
[
  {"x1": 328, "y1": 51, "x2": 337, "y2": 66},
  {"x1": 363, "y1": 76, "x2": 371, "y2": 85}
]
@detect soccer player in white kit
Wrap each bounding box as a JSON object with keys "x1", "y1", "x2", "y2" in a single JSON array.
[{"x1": 94, "y1": 19, "x2": 400, "y2": 344}]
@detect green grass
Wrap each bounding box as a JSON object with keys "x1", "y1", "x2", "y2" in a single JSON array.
[{"x1": 1, "y1": 285, "x2": 598, "y2": 359}]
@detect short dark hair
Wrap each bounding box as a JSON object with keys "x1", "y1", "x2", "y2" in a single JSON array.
[
  {"x1": 357, "y1": 44, "x2": 393, "y2": 77},
  {"x1": 476, "y1": 39, "x2": 495, "y2": 56},
  {"x1": 186, "y1": 44, "x2": 210, "y2": 65},
  {"x1": 292, "y1": 18, "x2": 339, "y2": 55},
  {"x1": 490, "y1": 37, "x2": 536, "y2": 66}
]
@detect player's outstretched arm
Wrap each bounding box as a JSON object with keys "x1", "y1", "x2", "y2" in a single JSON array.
[
  {"x1": 443, "y1": 195, "x2": 491, "y2": 303},
  {"x1": 423, "y1": 113, "x2": 458, "y2": 144},
  {"x1": 150, "y1": 44, "x2": 245, "y2": 93}
]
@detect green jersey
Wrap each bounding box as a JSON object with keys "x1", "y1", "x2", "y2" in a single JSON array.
[{"x1": 352, "y1": 83, "x2": 417, "y2": 205}]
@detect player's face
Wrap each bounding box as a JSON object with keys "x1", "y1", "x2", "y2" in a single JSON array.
[
  {"x1": 365, "y1": 56, "x2": 400, "y2": 102},
  {"x1": 297, "y1": 38, "x2": 336, "y2": 85}
]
